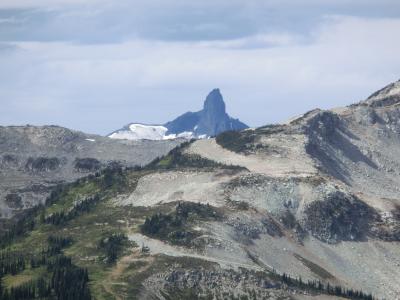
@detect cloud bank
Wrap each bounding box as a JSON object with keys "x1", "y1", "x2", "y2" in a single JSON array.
[{"x1": 0, "y1": 1, "x2": 399, "y2": 134}]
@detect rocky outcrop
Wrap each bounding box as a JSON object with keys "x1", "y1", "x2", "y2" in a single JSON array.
[
  {"x1": 4, "y1": 193, "x2": 23, "y2": 209},
  {"x1": 142, "y1": 266, "x2": 292, "y2": 300},
  {"x1": 25, "y1": 157, "x2": 63, "y2": 172},
  {"x1": 302, "y1": 192, "x2": 377, "y2": 243},
  {"x1": 74, "y1": 158, "x2": 101, "y2": 172},
  {"x1": 363, "y1": 79, "x2": 400, "y2": 107}
]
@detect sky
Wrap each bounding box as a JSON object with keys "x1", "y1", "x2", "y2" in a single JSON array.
[{"x1": 0, "y1": 0, "x2": 400, "y2": 135}]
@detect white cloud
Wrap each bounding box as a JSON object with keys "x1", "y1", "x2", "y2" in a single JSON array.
[
  {"x1": 0, "y1": 14, "x2": 399, "y2": 134},
  {"x1": 1, "y1": 0, "x2": 400, "y2": 44},
  {"x1": 0, "y1": 0, "x2": 105, "y2": 9}
]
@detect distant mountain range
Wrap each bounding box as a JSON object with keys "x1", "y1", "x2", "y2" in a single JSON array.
[{"x1": 109, "y1": 89, "x2": 248, "y2": 140}]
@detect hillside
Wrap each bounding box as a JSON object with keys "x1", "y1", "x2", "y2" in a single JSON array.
[
  {"x1": 0, "y1": 144, "x2": 373, "y2": 300},
  {"x1": 0, "y1": 125, "x2": 182, "y2": 219},
  {"x1": 1, "y1": 80, "x2": 400, "y2": 299}
]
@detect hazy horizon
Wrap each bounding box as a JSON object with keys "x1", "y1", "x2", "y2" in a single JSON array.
[{"x1": 1, "y1": 0, "x2": 400, "y2": 135}]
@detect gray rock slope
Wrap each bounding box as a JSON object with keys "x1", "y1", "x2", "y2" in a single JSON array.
[
  {"x1": 0, "y1": 125, "x2": 182, "y2": 218},
  {"x1": 118, "y1": 79, "x2": 400, "y2": 299}
]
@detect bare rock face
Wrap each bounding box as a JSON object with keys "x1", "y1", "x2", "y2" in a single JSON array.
[
  {"x1": 74, "y1": 158, "x2": 101, "y2": 172},
  {"x1": 370, "y1": 205, "x2": 400, "y2": 241},
  {"x1": 143, "y1": 267, "x2": 291, "y2": 300},
  {"x1": 25, "y1": 157, "x2": 62, "y2": 172},
  {"x1": 302, "y1": 191, "x2": 377, "y2": 243},
  {"x1": 304, "y1": 110, "x2": 340, "y2": 139},
  {"x1": 4, "y1": 193, "x2": 23, "y2": 209},
  {"x1": 363, "y1": 79, "x2": 400, "y2": 107}
]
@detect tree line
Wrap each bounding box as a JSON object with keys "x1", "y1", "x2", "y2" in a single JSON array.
[
  {"x1": 44, "y1": 195, "x2": 100, "y2": 226},
  {"x1": 98, "y1": 233, "x2": 129, "y2": 263},
  {"x1": 0, "y1": 255, "x2": 91, "y2": 300},
  {"x1": 0, "y1": 163, "x2": 133, "y2": 299},
  {"x1": 276, "y1": 271, "x2": 375, "y2": 300},
  {"x1": 0, "y1": 235, "x2": 91, "y2": 300}
]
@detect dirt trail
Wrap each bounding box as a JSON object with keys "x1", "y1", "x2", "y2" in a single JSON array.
[
  {"x1": 128, "y1": 233, "x2": 264, "y2": 271},
  {"x1": 102, "y1": 249, "x2": 154, "y2": 300}
]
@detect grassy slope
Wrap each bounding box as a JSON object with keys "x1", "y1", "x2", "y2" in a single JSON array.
[
  {"x1": 1, "y1": 168, "x2": 147, "y2": 299},
  {"x1": 0, "y1": 144, "x2": 233, "y2": 299}
]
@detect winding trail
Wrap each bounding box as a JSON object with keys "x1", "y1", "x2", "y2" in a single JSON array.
[
  {"x1": 128, "y1": 233, "x2": 267, "y2": 271},
  {"x1": 102, "y1": 249, "x2": 155, "y2": 300}
]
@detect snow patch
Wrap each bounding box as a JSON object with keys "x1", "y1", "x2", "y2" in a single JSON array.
[
  {"x1": 109, "y1": 123, "x2": 200, "y2": 141},
  {"x1": 176, "y1": 131, "x2": 194, "y2": 139},
  {"x1": 110, "y1": 124, "x2": 171, "y2": 141}
]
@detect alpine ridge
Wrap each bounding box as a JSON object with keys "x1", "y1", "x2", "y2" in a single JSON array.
[{"x1": 0, "y1": 125, "x2": 182, "y2": 219}]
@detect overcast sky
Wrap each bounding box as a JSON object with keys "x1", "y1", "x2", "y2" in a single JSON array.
[{"x1": 0, "y1": 0, "x2": 400, "y2": 134}]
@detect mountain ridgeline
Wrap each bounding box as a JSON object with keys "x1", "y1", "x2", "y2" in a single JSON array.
[
  {"x1": 2, "y1": 80, "x2": 400, "y2": 299},
  {"x1": 109, "y1": 89, "x2": 248, "y2": 140}
]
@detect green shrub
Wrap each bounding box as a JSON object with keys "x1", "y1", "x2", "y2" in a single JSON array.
[{"x1": 216, "y1": 130, "x2": 256, "y2": 153}]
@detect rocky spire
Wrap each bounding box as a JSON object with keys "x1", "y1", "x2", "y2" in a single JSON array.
[{"x1": 203, "y1": 88, "x2": 226, "y2": 117}]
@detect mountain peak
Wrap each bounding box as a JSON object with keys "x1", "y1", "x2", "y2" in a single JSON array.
[
  {"x1": 109, "y1": 88, "x2": 248, "y2": 140},
  {"x1": 203, "y1": 88, "x2": 226, "y2": 116},
  {"x1": 364, "y1": 79, "x2": 400, "y2": 107}
]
